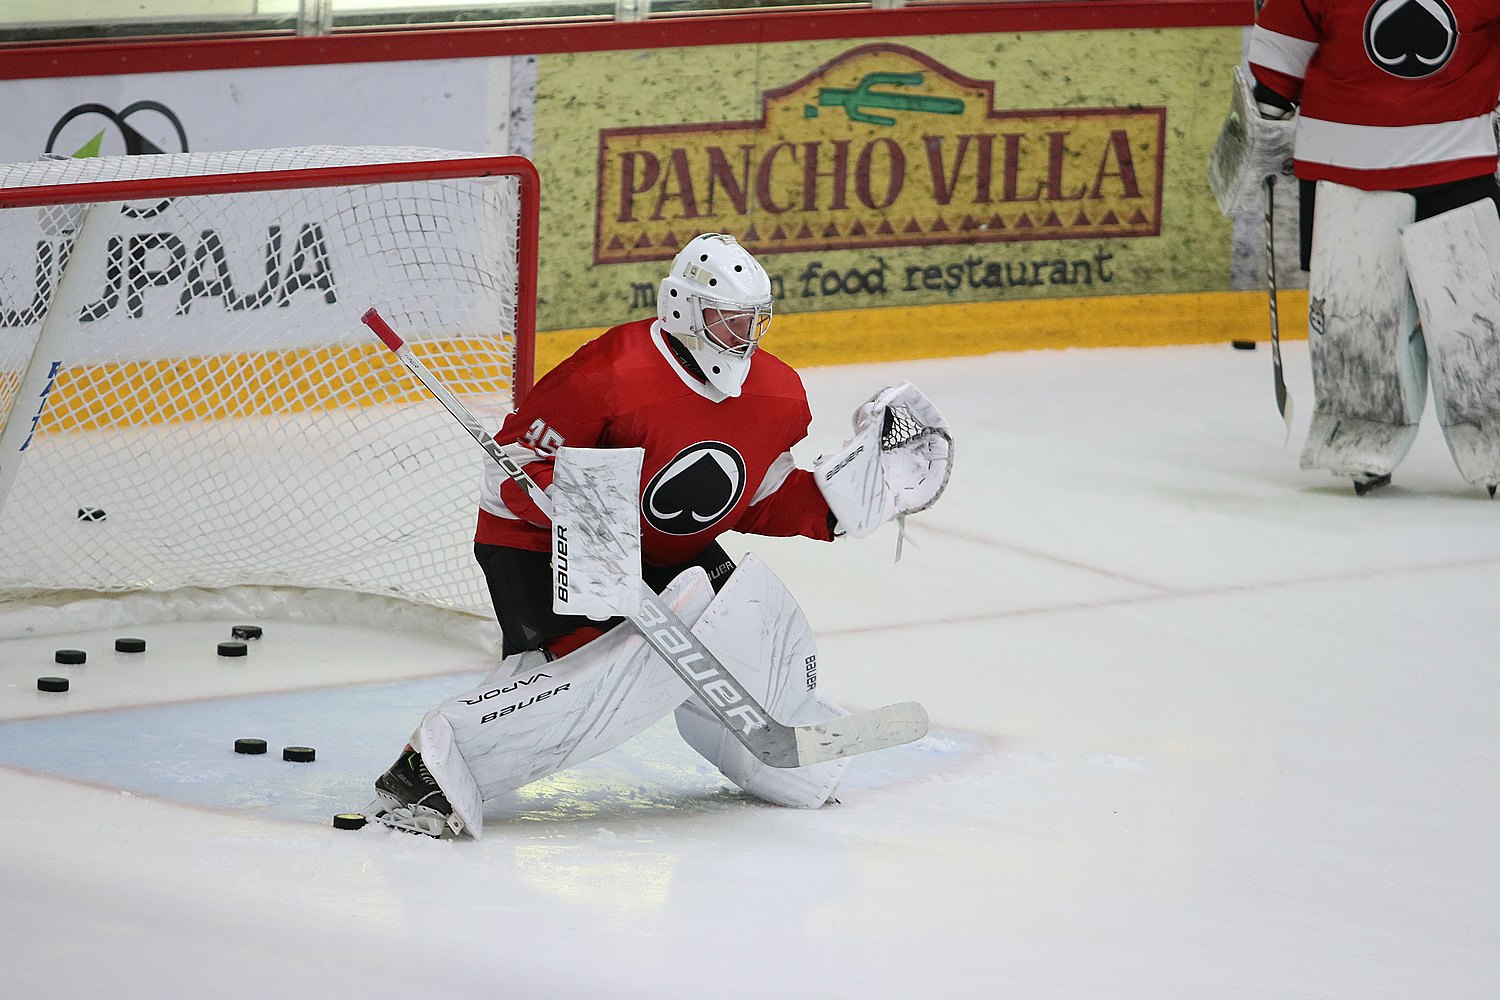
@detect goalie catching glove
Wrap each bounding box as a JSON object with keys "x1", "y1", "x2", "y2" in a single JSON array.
[{"x1": 814, "y1": 382, "x2": 953, "y2": 539}]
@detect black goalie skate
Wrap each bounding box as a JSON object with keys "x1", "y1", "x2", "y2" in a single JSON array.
[{"x1": 368, "y1": 745, "x2": 460, "y2": 838}]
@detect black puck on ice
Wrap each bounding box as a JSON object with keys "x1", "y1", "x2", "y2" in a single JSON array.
[
  {"x1": 333, "y1": 813, "x2": 367, "y2": 830},
  {"x1": 115, "y1": 637, "x2": 146, "y2": 653},
  {"x1": 37, "y1": 676, "x2": 69, "y2": 692},
  {"x1": 234, "y1": 738, "x2": 268, "y2": 755},
  {"x1": 76, "y1": 506, "x2": 107, "y2": 522},
  {"x1": 231, "y1": 624, "x2": 262, "y2": 640},
  {"x1": 1231, "y1": 339, "x2": 1258, "y2": 351},
  {"x1": 217, "y1": 640, "x2": 248, "y2": 657},
  {"x1": 55, "y1": 648, "x2": 86, "y2": 664},
  {"x1": 283, "y1": 746, "x2": 316, "y2": 763}
]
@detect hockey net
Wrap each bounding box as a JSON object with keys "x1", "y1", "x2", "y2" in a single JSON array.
[{"x1": 0, "y1": 147, "x2": 537, "y2": 621}]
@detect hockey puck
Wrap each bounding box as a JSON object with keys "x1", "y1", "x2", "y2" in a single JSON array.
[
  {"x1": 231, "y1": 624, "x2": 263, "y2": 640},
  {"x1": 76, "y1": 506, "x2": 107, "y2": 522},
  {"x1": 54, "y1": 648, "x2": 86, "y2": 665},
  {"x1": 234, "y1": 738, "x2": 268, "y2": 755},
  {"x1": 283, "y1": 746, "x2": 316, "y2": 763},
  {"x1": 333, "y1": 813, "x2": 367, "y2": 830},
  {"x1": 217, "y1": 640, "x2": 248, "y2": 657},
  {"x1": 37, "y1": 676, "x2": 69, "y2": 692},
  {"x1": 115, "y1": 637, "x2": 146, "y2": 653},
  {"x1": 1231, "y1": 339, "x2": 1258, "y2": 351}
]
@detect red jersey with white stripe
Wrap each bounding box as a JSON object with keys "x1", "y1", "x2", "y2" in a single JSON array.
[
  {"x1": 476, "y1": 318, "x2": 834, "y2": 565},
  {"x1": 1249, "y1": 0, "x2": 1500, "y2": 189}
]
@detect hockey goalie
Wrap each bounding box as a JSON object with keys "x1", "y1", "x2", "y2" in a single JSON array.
[
  {"x1": 366, "y1": 233, "x2": 954, "y2": 838},
  {"x1": 1208, "y1": 0, "x2": 1500, "y2": 494}
]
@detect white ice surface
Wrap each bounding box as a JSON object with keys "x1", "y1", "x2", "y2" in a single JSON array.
[{"x1": 2, "y1": 340, "x2": 1497, "y2": 999}]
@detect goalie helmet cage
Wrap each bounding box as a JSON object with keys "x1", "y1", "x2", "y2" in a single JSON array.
[{"x1": 0, "y1": 147, "x2": 538, "y2": 617}]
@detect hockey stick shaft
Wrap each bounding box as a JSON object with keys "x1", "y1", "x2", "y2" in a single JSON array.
[
  {"x1": 1263, "y1": 176, "x2": 1294, "y2": 435},
  {"x1": 362, "y1": 308, "x2": 927, "y2": 767}
]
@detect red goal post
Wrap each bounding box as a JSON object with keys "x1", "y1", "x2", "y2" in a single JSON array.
[{"x1": 0, "y1": 147, "x2": 539, "y2": 618}]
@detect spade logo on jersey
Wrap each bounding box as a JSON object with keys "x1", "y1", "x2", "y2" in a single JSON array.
[
  {"x1": 643, "y1": 442, "x2": 747, "y2": 536},
  {"x1": 1364, "y1": 0, "x2": 1457, "y2": 79}
]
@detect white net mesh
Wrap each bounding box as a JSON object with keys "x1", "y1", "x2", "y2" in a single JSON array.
[{"x1": 0, "y1": 147, "x2": 532, "y2": 616}]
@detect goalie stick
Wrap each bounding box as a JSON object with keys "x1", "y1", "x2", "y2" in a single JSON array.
[
  {"x1": 1248, "y1": 0, "x2": 1293, "y2": 440},
  {"x1": 1263, "y1": 175, "x2": 1294, "y2": 439},
  {"x1": 363, "y1": 307, "x2": 929, "y2": 768}
]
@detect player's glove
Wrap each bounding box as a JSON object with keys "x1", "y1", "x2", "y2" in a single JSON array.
[{"x1": 815, "y1": 382, "x2": 953, "y2": 539}]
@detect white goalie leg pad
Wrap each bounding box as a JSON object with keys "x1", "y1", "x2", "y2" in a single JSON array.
[
  {"x1": 1206, "y1": 65, "x2": 1296, "y2": 217},
  {"x1": 676, "y1": 693, "x2": 849, "y2": 809},
  {"x1": 1300, "y1": 181, "x2": 1426, "y2": 479},
  {"x1": 414, "y1": 706, "x2": 486, "y2": 839},
  {"x1": 552, "y1": 446, "x2": 643, "y2": 619},
  {"x1": 1401, "y1": 200, "x2": 1500, "y2": 486},
  {"x1": 424, "y1": 567, "x2": 715, "y2": 833},
  {"x1": 416, "y1": 647, "x2": 562, "y2": 838},
  {"x1": 815, "y1": 382, "x2": 954, "y2": 538},
  {"x1": 672, "y1": 554, "x2": 849, "y2": 808}
]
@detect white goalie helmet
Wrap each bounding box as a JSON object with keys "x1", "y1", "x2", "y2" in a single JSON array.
[{"x1": 657, "y1": 233, "x2": 774, "y2": 398}]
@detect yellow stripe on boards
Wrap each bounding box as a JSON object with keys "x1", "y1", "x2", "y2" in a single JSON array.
[
  {"x1": 23, "y1": 338, "x2": 513, "y2": 433},
  {"x1": 14, "y1": 290, "x2": 1307, "y2": 432},
  {"x1": 535, "y1": 290, "x2": 1310, "y2": 377}
]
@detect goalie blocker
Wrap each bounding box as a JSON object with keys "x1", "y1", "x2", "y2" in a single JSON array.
[{"x1": 1206, "y1": 65, "x2": 1295, "y2": 218}]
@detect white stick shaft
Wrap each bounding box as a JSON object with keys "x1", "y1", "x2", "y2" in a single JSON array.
[{"x1": 362, "y1": 308, "x2": 552, "y2": 517}]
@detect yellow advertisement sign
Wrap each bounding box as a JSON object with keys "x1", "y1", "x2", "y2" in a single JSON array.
[{"x1": 595, "y1": 43, "x2": 1164, "y2": 265}]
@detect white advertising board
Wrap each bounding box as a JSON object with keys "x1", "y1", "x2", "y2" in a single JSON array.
[
  {"x1": 0, "y1": 58, "x2": 534, "y2": 361},
  {"x1": 0, "y1": 57, "x2": 512, "y2": 164}
]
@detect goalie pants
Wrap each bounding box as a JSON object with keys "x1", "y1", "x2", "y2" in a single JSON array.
[
  {"x1": 474, "y1": 540, "x2": 736, "y2": 657},
  {"x1": 1296, "y1": 173, "x2": 1500, "y2": 270}
]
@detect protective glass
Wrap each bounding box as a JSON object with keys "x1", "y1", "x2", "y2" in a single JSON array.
[{"x1": 698, "y1": 299, "x2": 773, "y2": 357}]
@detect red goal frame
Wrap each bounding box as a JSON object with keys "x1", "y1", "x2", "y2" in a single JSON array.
[{"x1": 0, "y1": 153, "x2": 541, "y2": 403}]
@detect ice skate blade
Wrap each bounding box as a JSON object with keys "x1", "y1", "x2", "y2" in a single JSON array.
[
  {"x1": 365, "y1": 794, "x2": 450, "y2": 839},
  {"x1": 1353, "y1": 474, "x2": 1391, "y2": 497}
]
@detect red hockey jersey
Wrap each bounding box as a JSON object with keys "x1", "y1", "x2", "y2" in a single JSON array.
[
  {"x1": 1249, "y1": 0, "x2": 1500, "y2": 189},
  {"x1": 476, "y1": 318, "x2": 835, "y2": 566}
]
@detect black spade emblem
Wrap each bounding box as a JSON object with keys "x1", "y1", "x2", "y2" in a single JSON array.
[
  {"x1": 643, "y1": 442, "x2": 746, "y2": 536},
  {"x1": 1364, "y1": 0, "x2": 1458, "y2": 79}
]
